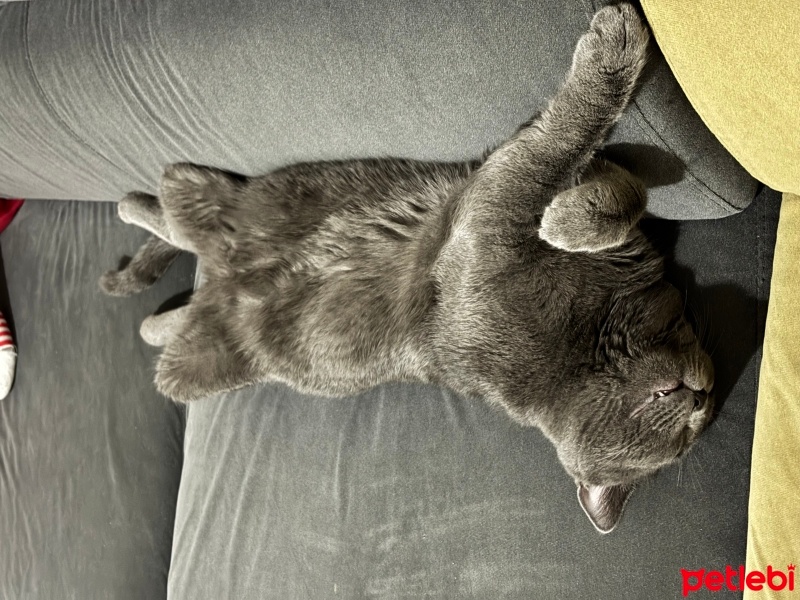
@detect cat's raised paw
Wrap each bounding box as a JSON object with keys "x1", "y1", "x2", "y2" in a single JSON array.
[
  {"x1": 572, "y1": 3, "x2": 649, "y2": 83},
  {"x1": 118, "y1": 191, "x2": 159, "y2": 225}
]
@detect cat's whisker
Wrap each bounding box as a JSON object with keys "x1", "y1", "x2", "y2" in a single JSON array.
[
  {"x1": 704, "y1": 303, "x2": 714, "y2": 348},
  {"x1": 689, "y1": 452, "x2": 704, "y2": 493},
  {"x1": 687, "y1": 300, "x2": 701, "y2": 332},
  {"x1": 709, "y1": 338, "x2": 721, "y2": 359}
]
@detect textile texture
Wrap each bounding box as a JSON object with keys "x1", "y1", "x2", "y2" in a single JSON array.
[
  {"x1": 0, "y1": 200, "x2": 195, "y2": 599},
  {"x1": 0, "y1": 0, "x2": 756, "y2": 218},
  {"x1": 745, "y1": 194, "x2": 800, "y2": 600},
  {"x1": 640, "y1": 1, "x2": 800, "y2": 193}
]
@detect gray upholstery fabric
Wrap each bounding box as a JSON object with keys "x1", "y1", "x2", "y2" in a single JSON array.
[
  {"x1": 0, "y1": 0, "x2": 756, "y2": 218},
  {"x1": 0, "y1": 1, "x2": 777, "y2": 597},
  {"x1": 0, "y1": 200, "x2": 195, "y2": 599},
  {"x1": 169, "y1": 189, "x2": 781, "y2": 599}
]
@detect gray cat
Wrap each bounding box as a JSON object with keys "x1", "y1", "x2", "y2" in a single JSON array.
[{"x1": 101, "y1": 4, "x2": 714, "y2": 533}]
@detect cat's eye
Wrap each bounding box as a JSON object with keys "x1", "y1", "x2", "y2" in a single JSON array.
[{"x1": 653, "y1": 382, "x2": 683, "y2": 400}]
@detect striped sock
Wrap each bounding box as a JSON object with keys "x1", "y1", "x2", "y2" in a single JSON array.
[{"x1": 0, "y1": 310, "x2": 16, "y2": 399}]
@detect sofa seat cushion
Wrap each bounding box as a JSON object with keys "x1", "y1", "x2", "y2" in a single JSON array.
[
  {"x1": 0, "y1": 200, "x2": 195, "y2": 598},
  {"x1": 168, "y1": 189, "x2": 781, "y2": 599}
]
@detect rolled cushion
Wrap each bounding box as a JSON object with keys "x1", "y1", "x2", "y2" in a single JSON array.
[
  {"x1": 640, "y1": 2, "x2": 800, "y2": 193},
  {"x1": 0, "y1": 0, "x2": 756, "y2": 218}
]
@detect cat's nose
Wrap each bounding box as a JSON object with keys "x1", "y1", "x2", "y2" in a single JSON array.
[{"x1": 684, "y1": 365, "x2": 714, "y2": 395}]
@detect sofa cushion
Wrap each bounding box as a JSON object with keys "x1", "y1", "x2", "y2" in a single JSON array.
[
  {"x1": 640, "y1": 1, "x2": 800, "y2": 194},
  {"x1": 0, "y1": 0, "x2": 756, "y2": 218},
  {"x1": 745, "y1": 194, "x2": 800, "y2": 598},
  {"x1": 168, "y1": 188, "x2": 781, "y2": 599},
  {"x1": 0, "y1": 200, "x2": 195, "y2": 598}
]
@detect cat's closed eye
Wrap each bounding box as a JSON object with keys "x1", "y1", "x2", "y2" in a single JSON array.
[{"x1": 653, "y1": 381, "x2": 683, "y2": 399}]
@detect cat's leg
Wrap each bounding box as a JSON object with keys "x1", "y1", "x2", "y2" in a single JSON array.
[
  {"x1": 156, "y1": 163, "x2": 241, "y2": 258},
  {"x1": 453, "y1": 4, "x2": 649, "y2": 233},
  {"x1": 139, "y1": 305, "x2": 189, "y2": 347},
  {"x1": 539, "y1": 159, "x2": 646, "y2": 252},
  {"x1": 118, "y1": 191, "x2": 195, "y2": 252},
  {"x1": 99, "y1": 234, "x2": 181, "y2": 297},
  {"x1": 153, "y1": 294, "x2": 259, "y2": 402}
]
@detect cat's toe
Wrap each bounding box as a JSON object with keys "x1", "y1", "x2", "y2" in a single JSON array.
[
  {"x1": 539, "y1": 206, "x2": 586, "y2": 252},
  {"x1": 117, "y1": 196, "x2": 135, "y2": 224},
  {"x1": 100, "y1": 269, "x2": 131, "y2": 297},
  {"x1": 118, "y1": 191, "x2": 160, "y2": 225}
]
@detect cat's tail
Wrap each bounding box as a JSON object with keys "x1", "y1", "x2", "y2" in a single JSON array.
[{"x1": 100, "y1": 235, "x2": 181, "y2": 297}]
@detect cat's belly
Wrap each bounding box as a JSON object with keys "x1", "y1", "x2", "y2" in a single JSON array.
[{"x1": 229, "y1": 278, "x2": 434, "y2": 396}]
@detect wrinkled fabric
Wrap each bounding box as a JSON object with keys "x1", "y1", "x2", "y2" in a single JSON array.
[
  {"x1": 169, "y1": 189, "x2": 781, "y2": 599},
  {"x1": 0, "y1": 0, "x2": 757, "y2": 218},
  {"x1": 0, "y1": 200, "x2": 195, "y2": 599}
]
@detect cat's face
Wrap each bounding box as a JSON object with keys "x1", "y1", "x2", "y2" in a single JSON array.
[{"x1": 553, "y1": 281, "x2": 714, "y2": 532}]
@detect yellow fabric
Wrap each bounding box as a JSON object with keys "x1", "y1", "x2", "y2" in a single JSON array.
[
  {"x1": 640, "y1": 4, "x2": 800, "y2": 593},
  {"x1": 640, "y1": 1, "x2": 800, "y2": 193},
  {"x1": 744, "y1": 194, "x2": 800, "y2": 598}
]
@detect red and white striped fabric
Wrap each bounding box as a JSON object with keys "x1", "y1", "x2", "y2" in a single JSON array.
[
  {"x1": 0, "y1": 310, "x2": 16, "y2": 399},
  {"x1": 0, "y1": 311, "x2": 13, "y2": 349}
]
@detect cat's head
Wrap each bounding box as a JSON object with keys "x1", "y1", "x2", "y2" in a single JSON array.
[{"x1": 549, "y1": 280, "x2": 714, "y2": 533}]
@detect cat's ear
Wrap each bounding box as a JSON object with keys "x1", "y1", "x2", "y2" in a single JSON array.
[{"x1": 577, "y1": 483, "x2": 635, "y2": 534}]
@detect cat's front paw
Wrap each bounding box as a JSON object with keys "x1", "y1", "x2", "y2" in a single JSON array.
[
  {"x1": 539, "y1": 176, "x2": 645, "y2": 253},
  {"x1": 572, "y1": 3, "x2": 649, "y2": 84},
  {"x1": 539, "y1": 202, "x2": 628, "y2": 253}
]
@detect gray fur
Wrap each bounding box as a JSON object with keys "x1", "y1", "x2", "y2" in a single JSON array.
[
  {"x1": 140, "y1": 306, "x2": 189, "y2": 347},
  {"x1": 101, "y1": 4, "x2": 714, "y2": 533},
  {"x1": 100, "y1": 234, "x2": 180, "y2": 297}
]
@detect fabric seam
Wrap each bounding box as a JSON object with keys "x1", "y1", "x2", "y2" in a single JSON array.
[{"x1": 629, "y1": 98, "x2": 738, "y2": 214}]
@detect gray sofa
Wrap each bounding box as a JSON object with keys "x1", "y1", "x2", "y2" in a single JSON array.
[{"x1": 0, "y1": 1, "x2": 781, "y2": 598}]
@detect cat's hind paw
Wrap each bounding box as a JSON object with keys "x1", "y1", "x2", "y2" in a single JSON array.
[
  {"x1": 99, "y1": 265, "x2": 151, "y2": 297},
  {"x1": 99, "y1": 236, "x2": 181, "y2": 297},
  {"x1": 118, "y1": 192, "x2": 160, "y2": 225},
  {"x1": 140, "y1": 306, "x2": 189, "y2": 347}
]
